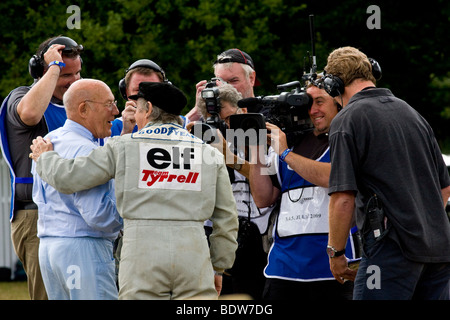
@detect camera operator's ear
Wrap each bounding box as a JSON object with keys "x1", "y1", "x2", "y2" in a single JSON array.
[{"x1": 249, "y1": 71, "x2": 256, "y2": 87}]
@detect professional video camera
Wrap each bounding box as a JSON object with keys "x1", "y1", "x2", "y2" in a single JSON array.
[
  {"x1": 233, "y1": 80, "x2": 313, "y2": 134},
  {"x1": 229, "y1": 14, "x2": 320, "y2": 146},
  {"x1": 191, "y1": 77, "x2": 228, "y2": 144}
]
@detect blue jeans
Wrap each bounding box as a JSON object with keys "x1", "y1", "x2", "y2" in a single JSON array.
[
  {"x1": 354, "y1": 230, "x2": 450, "y2": 300},
  {"x1": 39, "y1": 237, "x2": 118, "y2": 300}
]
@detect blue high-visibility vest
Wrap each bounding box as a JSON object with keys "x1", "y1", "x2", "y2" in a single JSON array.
[{"x1": 0, "y1": 90, "x2": 67, "y2": 220}]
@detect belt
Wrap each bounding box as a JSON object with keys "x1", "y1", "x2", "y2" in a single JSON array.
[{"x1": 15, "y1": 201, "x2": 38, "y2": 211}]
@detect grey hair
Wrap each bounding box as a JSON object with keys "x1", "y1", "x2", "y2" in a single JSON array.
[
  {"x1": 137, "y1": 98, "x2": 183, "y2": 125},
  {"x1": 213, "y1": 62, "x2": 254, "y2": 80},
  {"x1": 197, "y1": 83, "x2": 243, "y2": 119}
]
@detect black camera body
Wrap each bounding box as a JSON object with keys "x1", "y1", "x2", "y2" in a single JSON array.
[
  {"x1": 202, "y1": 78, "x2": 222, "y2": 115},
  {"x1": 192, "y1": 78, "x2": 228, "y2": 144},
  {"x1": 234, "y1": 81, "x2": 313, "y2": 134}
]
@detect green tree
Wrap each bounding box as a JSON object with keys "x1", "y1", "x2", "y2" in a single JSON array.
[{"x1": 1, "y1": 0, "x2": 449, "y2": 149}]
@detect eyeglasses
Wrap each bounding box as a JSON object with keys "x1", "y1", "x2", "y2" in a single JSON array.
[{"x1": 84, "y1": 100, "x2": 117, "y2": 111}]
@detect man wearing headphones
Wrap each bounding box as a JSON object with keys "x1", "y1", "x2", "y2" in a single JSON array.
[
  {"x1": 110, "y1": 59, "x2": 167, "y2": 136},
  {"x1": 249, "y1": 82, "x2": 359, "y2": 300},
  {"x1": 325, "y1": 46, "x2": 450, "y2": 299},
  {"x1": 0, "y1": 35, "x2": 83, "y2": 299}
]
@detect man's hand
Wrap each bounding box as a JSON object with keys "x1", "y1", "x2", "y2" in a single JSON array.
[
  {"x1": 29, "y1": 136, "x2": 53, "y2": 162},
  {"x1": 186, "y1": 80, "x2": 208, "y2": 123},
  {"x1": 43, "y1": 44, "x2": 65, "y2": 65},
  {"x1": 329, "y1": 255, "x2": 357, "y2": 284},
  {"x1": 266, "y1": 122, "x2": 288, "y2": 155},
  {"x1": 121, "y1": 101, "x2": 137, "y2": 135},
  {"x1": 214, "y1": 274, "x2": 223, "y2": 296}
]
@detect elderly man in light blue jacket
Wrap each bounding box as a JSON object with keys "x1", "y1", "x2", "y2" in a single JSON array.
[{"x1": 31, "y1": 79, "x2": 123, "y2": 300}]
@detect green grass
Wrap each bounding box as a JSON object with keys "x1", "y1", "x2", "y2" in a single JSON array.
[{"x1": 0, "y1": 281, "x2": 30, "y2": 300}]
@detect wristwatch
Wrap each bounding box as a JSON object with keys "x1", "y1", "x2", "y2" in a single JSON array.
[
  {"x1": 233, "y1": 163, "x2": 242, "y2": 171},
  {"x1": 326, "y1": 245, "x2": 345, "y2": 258}
]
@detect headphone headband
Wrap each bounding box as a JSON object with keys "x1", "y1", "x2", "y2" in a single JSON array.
[
  {"x1": 321, "y1": 57, "x2": 382, "y2": 97},
  {"x1": 43, "y1": 36, "x2": 84, "y2": 56},
  {"x1": 28, "y1": 36, "x2": 83, "y2": 79},
  {"x1": 118, "y1": 59, "x2": 169, "y2": 100},
  {"x1": 125, "y1": 59, "x2": 165, "y2": 77}
]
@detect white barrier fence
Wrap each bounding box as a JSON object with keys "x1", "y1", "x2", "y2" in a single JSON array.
[{"x1": 0, "y1": 153, "x2": 19, "y2": 280}]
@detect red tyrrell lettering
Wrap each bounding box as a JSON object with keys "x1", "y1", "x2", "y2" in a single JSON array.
[{"x1": 142, "y1": 170, "x2": 199, "y2": 187}]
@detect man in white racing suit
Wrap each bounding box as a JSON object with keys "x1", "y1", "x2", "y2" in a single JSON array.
[{"x1": 30, "y1": 81, "x2": 238, "y2": 300}]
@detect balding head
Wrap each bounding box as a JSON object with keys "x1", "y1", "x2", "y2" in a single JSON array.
[
  {"x1": 62, "y1": 79, "x2": 119, "y2": 138},
  {"x1": 63, "y1": 79, "x2": 111, "y2": 117}
]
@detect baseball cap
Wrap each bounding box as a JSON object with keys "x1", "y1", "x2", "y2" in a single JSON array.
[
  {"x1": 128, "y1": 82, "x2": 187, "y2": 115},
  {"x1": 214, "y1": 48, "x2": 255, "y2": 71}
]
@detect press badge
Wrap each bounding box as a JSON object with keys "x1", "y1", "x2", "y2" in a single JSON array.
[
  {"x1": 276, "y1": 186, "x2": 329, "y2": 237},
  {"x1": 139, "y1": 143, "x2": 202, "y2": 191}
]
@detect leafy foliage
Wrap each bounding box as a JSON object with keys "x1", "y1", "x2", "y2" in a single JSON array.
[{"x1": 1, "y1": 0, "x2": 449, "y2": 149}]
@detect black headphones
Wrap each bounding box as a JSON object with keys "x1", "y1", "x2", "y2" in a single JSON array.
[
  {"x1": 321, "y1": 57, "x2": 382, "y2": 98},
  {"x1": 321, "y1": 73, "x2": 345, "y2": 98},
  {"x1": 369, "y1": 58, "x2": 382, "y2": 81},
  {"x1": 28, "y1": 36, "x2": 83, "y2": 79},
  {"x1": 118, "y1": 59, "x2": 169, "y2": 100}
]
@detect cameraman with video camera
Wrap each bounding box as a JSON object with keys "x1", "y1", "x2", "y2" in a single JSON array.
[
  {"x1": 248, "y1": 80, "x2": 359, "y2": 300},
  {"x1": 193, "y1": 80, "x2": 274, "y2": 300}
]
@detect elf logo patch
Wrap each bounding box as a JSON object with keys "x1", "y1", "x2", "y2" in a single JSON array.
[{"x1": 139, "y1": 143, "x2": 202, "y2": 191}]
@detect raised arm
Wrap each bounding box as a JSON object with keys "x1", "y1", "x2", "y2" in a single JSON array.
[
  {"x1": 248, "y1": 144, "x2": 280, "y2": 208},
  {"x1": 17, "y1": 45, "x2": 65, "y2": 126}
]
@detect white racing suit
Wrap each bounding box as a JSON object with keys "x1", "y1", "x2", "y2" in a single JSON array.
[{"x1": 35, "y1": 122, "x2": 238, "y2": 300}]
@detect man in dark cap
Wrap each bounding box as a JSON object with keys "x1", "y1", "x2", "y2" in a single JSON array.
[
  {"x1": 29, "y1": 81, "x2": 239, "y2": 300},
  {"x1": 185, "y1": 49, "x2": 270, "y2": 299},
  {"x1": 213, "y1": 48, "x2": 257, "y2": 100},
  {"x1": 186, "y1": 48, "x2": 257, "y2": 122}
]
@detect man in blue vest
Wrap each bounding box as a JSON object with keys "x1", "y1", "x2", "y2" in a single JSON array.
[
  {"x1": 0, "y1": 36, "x2": 83, "y2": 299},
  {"x1": 249, "y1": 82, "x2": 359, "y2": 300}
]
